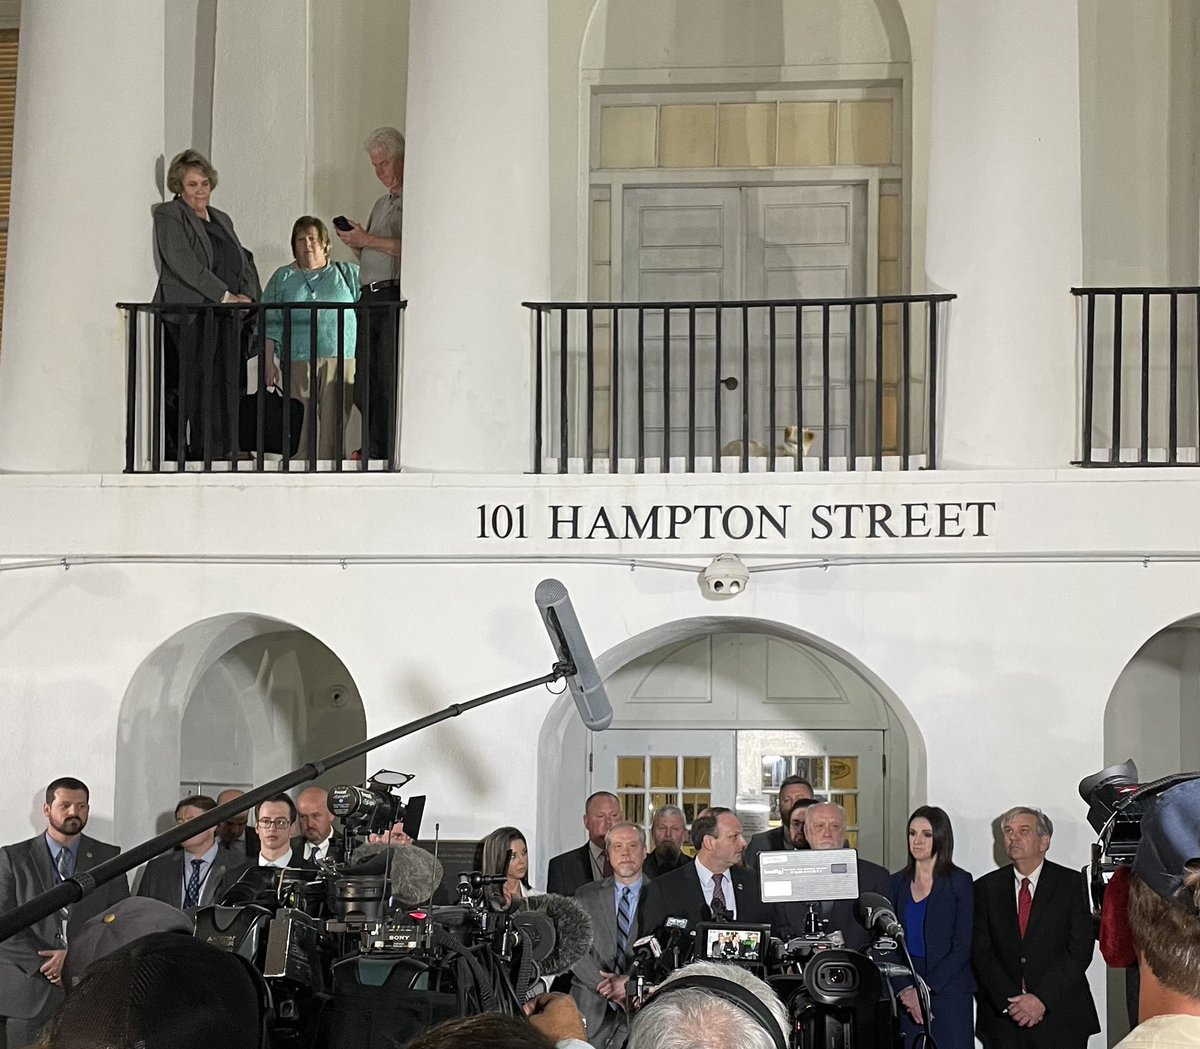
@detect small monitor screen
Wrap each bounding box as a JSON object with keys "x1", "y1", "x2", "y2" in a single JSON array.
[{"x1": 696, "y1": 922, "x2": 770, "y2": 963}]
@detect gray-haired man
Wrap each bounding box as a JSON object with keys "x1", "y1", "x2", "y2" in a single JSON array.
[{"x1": 336, "y1": 126, "x2": 404, "y2": 463}]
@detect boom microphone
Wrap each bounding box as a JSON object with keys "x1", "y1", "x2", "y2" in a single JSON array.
[
  {"x1": 518, "y1": 892, "x2": 594, "y2": 974},
  {"x1": 534, "y1": 579, "x2": 613, "y2": 731},
  {"x1": 854, "y1": 892, "x2": 905, "y2": 941}
]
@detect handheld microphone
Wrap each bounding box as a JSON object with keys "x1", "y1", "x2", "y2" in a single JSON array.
[
  {"x1": 854, "y1": 892, "x2": 905, "y2": 941},
  {"x1": 534, "y1": 579, "x2": 613, "y2": 731}
]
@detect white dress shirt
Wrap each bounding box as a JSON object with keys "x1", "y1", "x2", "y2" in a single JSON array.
[{"x1": 694, "y1": 859, "x2": 738, "y2": 919}]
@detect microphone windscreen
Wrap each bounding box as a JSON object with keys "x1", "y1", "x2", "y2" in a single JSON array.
[
  {"x1": 352, "y1": 843, "x2": 443, "y2": 907},
  {"x1": 534, "y1": 579, "x2": 613, "y2": 731},
  {"x1": 519, "y1": 892, "x2": 594, "y2": 974},
  {"x1": 854, "y1": 892, "x2": 893, "y2": 929}
]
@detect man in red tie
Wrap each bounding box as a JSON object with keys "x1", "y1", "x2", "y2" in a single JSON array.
[{"x1": 972, "y1": 806, "x2": 1099, "y2": 1048}]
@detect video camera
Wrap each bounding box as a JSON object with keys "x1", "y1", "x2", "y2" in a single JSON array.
[{"x1": 193, "y1": 772, "x2": 565, "y2": 1049}]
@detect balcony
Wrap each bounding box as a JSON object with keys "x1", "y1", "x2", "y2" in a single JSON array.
[{"x1": 525, "y1": 294, "x2": 955, "y2": 475}]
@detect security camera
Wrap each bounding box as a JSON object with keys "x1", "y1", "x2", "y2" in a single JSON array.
[{"x1": 701, "y1": 553, "x2": 750, "y2": 597}]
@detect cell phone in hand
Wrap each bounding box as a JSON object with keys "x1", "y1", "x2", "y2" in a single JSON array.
[{"x1": 333, "y1": 215, "x2": 353, "y2": 232}]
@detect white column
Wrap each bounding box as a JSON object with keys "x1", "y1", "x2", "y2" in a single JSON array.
[
  {"x1": 0, "y1": 0, "x2": 164, "y2": 472},
  {"x1": 400, "y1": 1, "x2": 551, "y2": 473},
  {"x1": 925, "y1": 1, "x2": 1083, "y2": 469}
]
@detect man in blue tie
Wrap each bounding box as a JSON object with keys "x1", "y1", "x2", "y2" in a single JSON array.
[
  {"x1": 570, "y1": 821, "x2": 648, "y2": 1048},
  {"x1": 135, "y1": 795, "x2": 244, "y2": 911},
  {"x1": 0, "y1": 777, "x2": 128, "y2": 1047}
]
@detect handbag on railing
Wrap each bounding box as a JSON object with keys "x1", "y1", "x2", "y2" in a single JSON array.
[{"x1": 238, "y1": 387, "x2": 305, "y2": 457}]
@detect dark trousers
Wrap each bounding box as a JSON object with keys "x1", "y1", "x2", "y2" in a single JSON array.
[
  {"x1": 353, "y1": 285, "x2": 401, "y2": 461},
  {"x1": 161, "y1": 312, "x2": 244, "y2": 462}
]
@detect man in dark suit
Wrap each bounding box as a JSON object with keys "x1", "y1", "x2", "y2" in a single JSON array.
[
  {"x1": 547, "y1": 791, "x2": 621, "y2": 896},
  {"x1": 643, "y1": 805, "x2": 689, "y2": 880},
  {"x1": 640, "y1": 807, "x2": 773, "y2": 934},
  {"x1": 972, "y1": 806, "x2": 1098, "y2": 1049},
  {"x1": 743, "y1": 776, "x2": 815, "y2": 869},
  {"x1": 571, "y1": 821, "x2": 649, "y2": 1048},
  {"x1": 772, "y1": 801, "x2": 892, "y2": 949},
  {"x1": 135, "y1": 795, "x2": 244, "y2": 910},
  {"x1": 216, "y1": 788, "x2": 259, "y2": 861},
  {"x1": 295, "y1": 786, "x2": 345, "y2": 865},
  {"x1": 252, "y1": 794, "x2": 314, "y2": 869},
  {"x1": 0, "y1": 776, "x2": 130, "y2": 1047}
]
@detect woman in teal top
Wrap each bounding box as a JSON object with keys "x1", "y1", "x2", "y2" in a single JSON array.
[{"x1": 262, "y1": 216, "x2": 359, "y2": 460}]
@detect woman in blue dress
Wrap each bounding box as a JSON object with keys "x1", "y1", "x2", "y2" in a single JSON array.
[{"x1": 890, "y1": 805, "x2": 976, "y2": 1049}]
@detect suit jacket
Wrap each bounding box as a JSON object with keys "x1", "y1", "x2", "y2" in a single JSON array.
[
  {"x1": 152, "y1": 197, "x2": 261, "y2": 305},
  {"x1": 135, "y1": 848, "x2": 245, "y2": 910},
  {"x1": 642, "y1": 849, "x2": 688, "y2": 880},
  {"x1": 290, "y1": 829, "x2": 346, "y2": 866},
  {"x1": 890, "y1": 866, "x2": 976, "y2": 997},
  {"x1": 743, "y1": 826, "x2": 794, "y2": 870},
  {"x1": 569, "y1": 877, "x2": 647, "y2": 1036},
  {"x1": 773, "y1": 855, "x2": 892, "y2": 950},
  {"x1": 972, "y1": 860, "x2": 1099, "y2": 1047},
  {"x1": 0, "y1": 834, "x2": 129, "y2": 1018},
  {"x1": 639, "y1": 860, "x2": 773, "y2": 936},
  {"x1": 547, "y1": 843, "x2": 595, "y2": 897}
]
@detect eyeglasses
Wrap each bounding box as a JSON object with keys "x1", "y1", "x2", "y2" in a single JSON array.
[{"x1": 255, "y1": 818, "x2": 292, "y2": 830}]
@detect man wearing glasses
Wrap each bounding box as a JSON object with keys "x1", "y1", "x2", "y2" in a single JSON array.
[{"x1": 254, "y1": 795, "x2": 312, "y2": 869}]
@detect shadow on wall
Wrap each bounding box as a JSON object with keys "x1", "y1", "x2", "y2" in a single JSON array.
[{"x1": 115, "y1": 614, "x2": 367, "y2": 851}]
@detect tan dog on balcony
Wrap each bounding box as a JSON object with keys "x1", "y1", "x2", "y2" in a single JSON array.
[{"x1": 722, "y1": 424, "x2": 816, "y2": 459}]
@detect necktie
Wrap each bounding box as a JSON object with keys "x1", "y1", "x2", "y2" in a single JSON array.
[
  {"x1": 712, "y1": 872, "x2": 727, "y2": 913},
  {"x1": 615, "y1": 886, "x2": 633, "y2": 970},
  {"x1": 308, "y1": 844, "x2": 318, "y2": 863},
  {"x1": 1018, "y1": 877, "x2": 1032, "y2": 938},
  {"x1": 601, "y1": 851, "x2": 614, "y2": 878},
  {"x1": 184, "y1": 859, "x2": 204, "y2": 908},
  {"x1": 56, "y1": 847, "x2": 73, "y2": 881}
]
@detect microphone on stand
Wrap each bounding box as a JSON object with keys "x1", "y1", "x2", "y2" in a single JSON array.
[
  {"x1": 854, "y1": 892, "x2": 906, "y2": 941},
  {"x1": 534, "y1": 579, "x2": 613, "y2": 731}
]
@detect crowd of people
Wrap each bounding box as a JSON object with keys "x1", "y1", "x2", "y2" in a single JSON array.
[
  {"x1": 150, "y1": 127, "x2": 404, "y2": 464},
  {"x1": 2, "y1": 774, "x2": 1199, "y2": 1049}
]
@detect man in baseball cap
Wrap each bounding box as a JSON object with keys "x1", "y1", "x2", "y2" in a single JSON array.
[{"x1": 1114, "y1": 777, "x2": 1200, "y2": 1047}]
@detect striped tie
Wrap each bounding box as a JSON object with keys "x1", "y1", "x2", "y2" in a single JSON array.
[
  {"x1": 615, "y1": 886, "x2": 633, "y2": 970},
  {"x1": 56, "y1": 847, "x2": 73, "y2": 881}
]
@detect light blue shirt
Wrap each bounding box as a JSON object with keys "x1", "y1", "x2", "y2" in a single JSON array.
[
  {"x1": 45, "y1": 832, "x2": 80, "y2": 881},
  {"x1": 613, "y1": 875, "x2": 645, "y2": 919},
  {"x1": 180, "y1": 841, "x2": 220, "y2": 903}
]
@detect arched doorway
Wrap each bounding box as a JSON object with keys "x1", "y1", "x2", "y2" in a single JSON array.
[
  {"x1": 115, "y1": 613, "x2": 366, "y2": 843},
  {"x1": 1101, "y1": 614, "x2": 1200, "y2": 1041},
  {"x1": 536, "y1": 616, "x2": 921, "y2": 883}
]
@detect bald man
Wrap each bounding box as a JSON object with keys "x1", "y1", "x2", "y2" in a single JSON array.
[
  {"x1": 295, "y1": 787, "x2": 343, "y2": 864},
  {"x1": 216, "y1": 789, "x2": 258, "y2": 861}
]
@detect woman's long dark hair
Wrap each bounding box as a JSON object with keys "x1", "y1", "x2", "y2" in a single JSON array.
[
  {"x1": 481, "y1": 826, "x2": 531, "y2": 888},
  {"x1": 901, "y1": 805, "x2": 958, "y2": 881}
]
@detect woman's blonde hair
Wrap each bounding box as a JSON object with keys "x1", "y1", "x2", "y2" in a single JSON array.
[{"x1": 166, "y1": 149, "x2": 218, "y2": 196}]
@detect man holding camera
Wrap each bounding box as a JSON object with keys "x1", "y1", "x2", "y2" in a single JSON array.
[{"x1": 1113, "y1": 778, "x2": 1200, "y2": 1047}]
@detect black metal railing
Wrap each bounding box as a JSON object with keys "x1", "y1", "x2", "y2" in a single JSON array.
[
  {"x1": 1073, "y1": 286, "x2": 1200, "y2": 466},
  {"x1": 524, "y1": 295, "x2": 954, "y2": 474},
  {"x1": 119, "y1": 299, "x2": 405, "y2": 472}
]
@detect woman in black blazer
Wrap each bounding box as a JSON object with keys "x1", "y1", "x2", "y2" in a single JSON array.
[
  {"x1": 890, "y1": 805, "x2": 976, "y2": 1049},
  {"x1": 152, "y1": 149, "x2": 260, "y2": 461}
]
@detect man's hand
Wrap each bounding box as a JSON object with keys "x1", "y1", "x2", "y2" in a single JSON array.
[
  {"x1": 336, "y1": 220, "x2": 370, "y2": 251},
  {"x1": 523, "y1": 991, "x2": 587, "y2": 1042},
  {"x1": 598, "y1": 971, "x2": 629, "y2": 1006},
  {"x1": 38, "y1": 948, "x2": 66, "y2": 985},
  {"x1": 898, "y1": 985, "x2": 924, "y2": 1023},
  {"x1": 1007, "y1": 992, "x2": 1046, "y2": 1027}
]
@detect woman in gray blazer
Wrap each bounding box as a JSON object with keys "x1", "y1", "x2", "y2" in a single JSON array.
[{"x1": 152, "y1": 149, "x2": 260, "y2": 461}]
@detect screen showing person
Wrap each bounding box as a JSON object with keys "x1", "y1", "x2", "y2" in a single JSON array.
[{"x1": 698, "y1": 923, "x2": 768, "y2": 962}]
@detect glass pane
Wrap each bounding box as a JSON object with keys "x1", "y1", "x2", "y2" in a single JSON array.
[
  {"x1": 650, "y1": 756, "x2": 677, "y2": 789},
  {"x1": 830, "y1": 757, "x2": 857, "y2": 790},
  {"x1": 836, "y1": 794, "x2": 858, "y2": 825},
  {"x1": 618, "y1": 756, "x2": 645, "y2": 789},
  {"x1": 682, "y1": 792, "x2": 711, "y2": 823},
  {"x1": 621, "y1": 793, "x2": 646, "y2": 825},
  {"x1": 808, "y1": 760, "x2": 827, "y2": 790},
  {"x1": 683, "y1": 756, "x2": 711, "y2": 789},
  {"x1": 761, "y1": 755, "x2": 785, "y2": 790},
  {"x1": 846, "y1": 829, "x2": 858, "y2": 849},
  {"x1": 649, "y1": 792, "x2": 676, "y2": 818}
]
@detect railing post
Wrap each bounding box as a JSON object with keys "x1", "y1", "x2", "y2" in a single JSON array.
[
  {"x1": 124, "y1": 308, "x2": 138, "y2": 473},
  {"x1": 1168, "y1": 292, "x2": 1178, "y2": 464},
  {"x1": 610, "y1": 306, "x2": 620, "y2": 474},
  {"x1": 559, "y1": 308, "x2": 569, "y2": 473},
  {"x1": 1139, "y1": 293, "x2": 1150, "y2": 464},
  {"x1": 637, "y1": 308, "x2": 645, "y2": 472},
  {"x1": 687, "y1": 306, "x2": 697, "y2": 472},
  {"x1": 874, "y1": 301, "x2": 884, "y2": 470},
  {"x1": 848, "y1": 303, "x2": 857, "y2": 470},
  {"x1": 927, "y1": 300, "x2": 939, "y2": 470},
  {"x1": 768, "y1": 304, "x2": 777, "y2": 470},
  {"x1": 1111, "y1": 293, "x2": 1124, "y2": 464},
  {"x1": 900, "y1": 301, "x2": 910, "y2": 469},
  {"x1": 713, "y1": 307, "x2": 723, "y2": 466},
  {"x1": 740, "y1": 305, "x2": 750, "y2": 472},
  {"x1": 821, "y1": 302, "x2": 831, "y2": 471},
  {"x1": 533, "y1": 306, "x2": 543, "y2": 474},
  {"x1": 1081, "y1": 292, "x2": 1095, "y2": 465},
  {"x1": 585, "y1": 306, "x2": 594, "y2": 474},
  {"x1": 662, "y1": 307, "x2": 671, "y2": 468}
]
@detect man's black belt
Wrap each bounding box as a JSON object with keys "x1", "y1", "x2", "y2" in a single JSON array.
[{"x1": 361, "y1": 279, "x2": 400, "y2": 294}]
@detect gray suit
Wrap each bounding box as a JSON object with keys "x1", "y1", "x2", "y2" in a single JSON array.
[
  {"x1": 570, "y1": 877, "x2": 644, "y2": 1049},
  {"x1": 0, "y1": 834, "x2": 128, "y2": 1035},
  {"x1": 135, "y1": 849, "x2": 244, "y2": 910},
  {"x1": 152, "y1": 197, "x2": 259, "y2": 305}
]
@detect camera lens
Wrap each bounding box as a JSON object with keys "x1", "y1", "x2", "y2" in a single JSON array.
[{"x1": 828, "y1": 967, "x2": 847, "y2": 984}]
